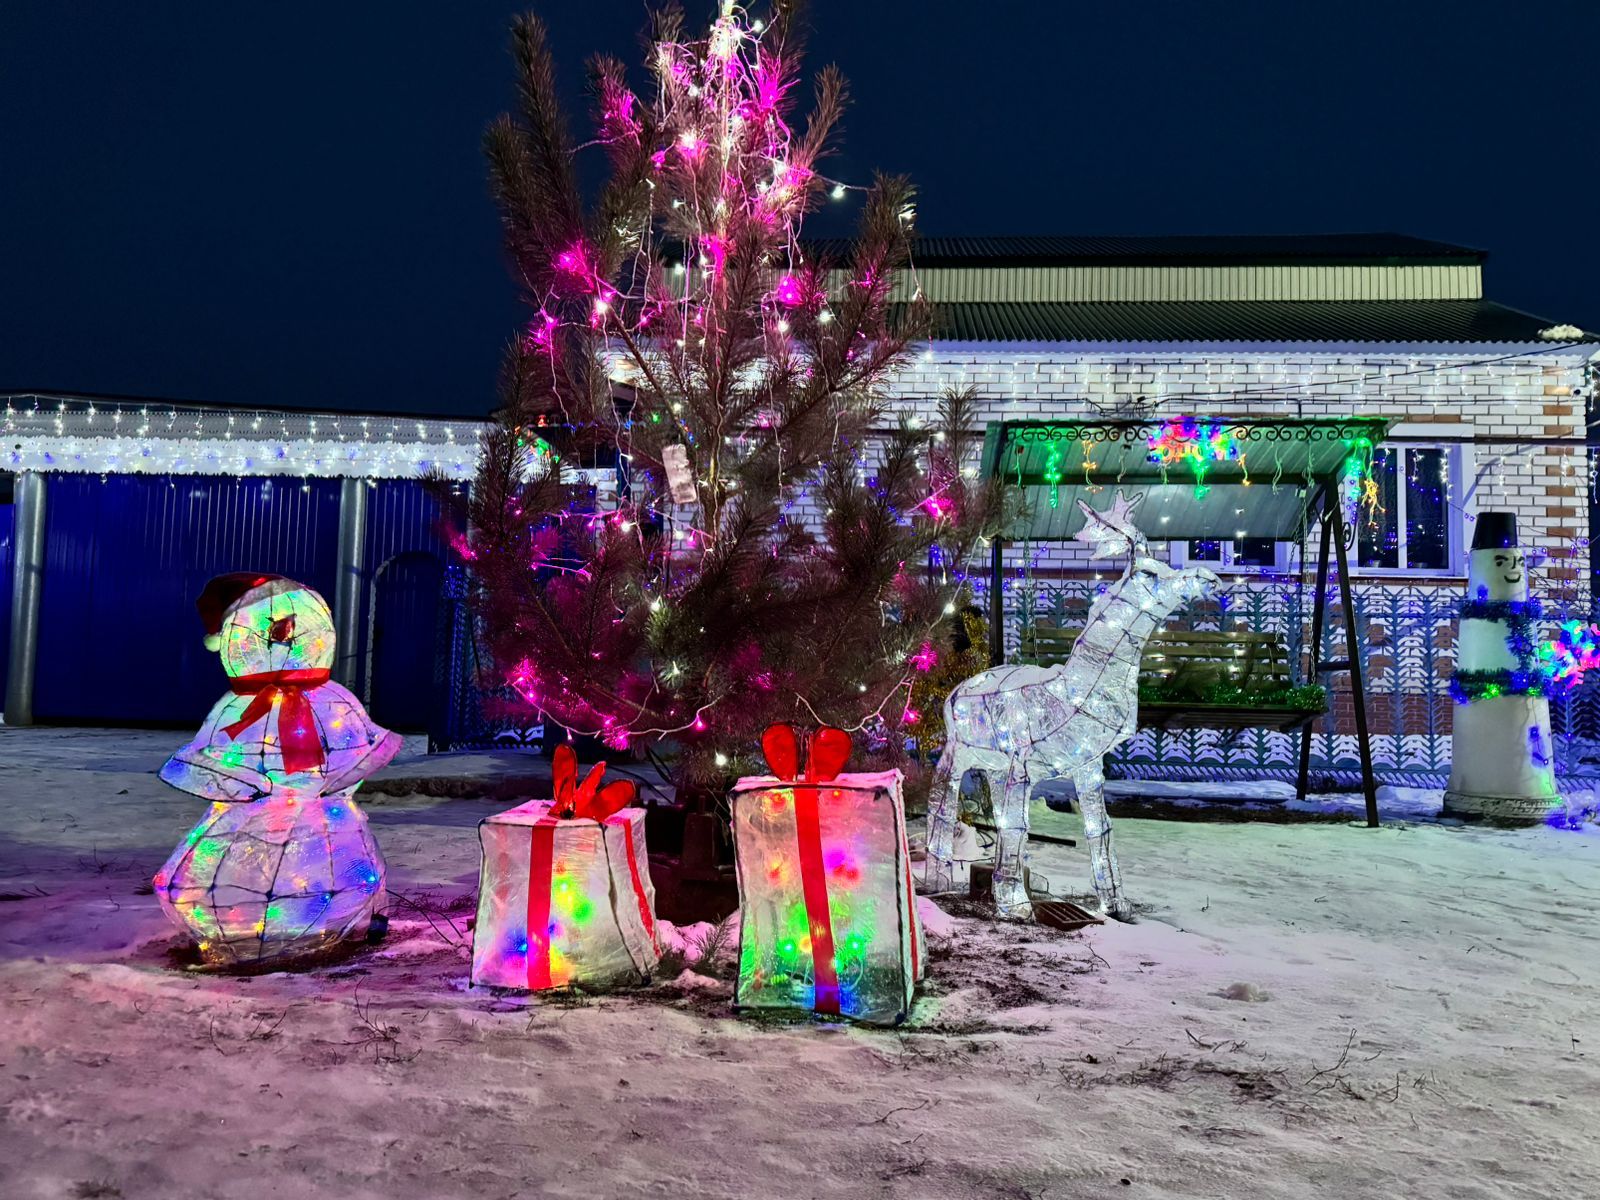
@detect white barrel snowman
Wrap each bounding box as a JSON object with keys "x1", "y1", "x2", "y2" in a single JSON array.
[
  {"x1": 1443, "y1": 514, "x2": 1562, "y2": 823},
  {"x1": 153, "y1": 573, "x2": 404, "y2": 967}
]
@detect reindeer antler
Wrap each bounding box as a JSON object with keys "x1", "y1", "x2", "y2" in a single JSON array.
[{"x1": 1074, "y1": 489, "x2": 1147, "y2": 555}]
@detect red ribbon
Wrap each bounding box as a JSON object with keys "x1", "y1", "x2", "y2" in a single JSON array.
[
  {"x1": 616, "y1": 817, "x2": 658, "y2": 952},
  {"x1": 761, "y1": 724, "x2": 854, "y2": 1016},
  {"x1": 793, "y1": 779, "x2": 840, "y2": 1013},
  {"x1": 551, "y1": 743, "x2": 638, "y2": 820},
  {"x1": 224, "y1": 668, "x2": 330, "y2": 775},
  {"x1": 903, "y1": 846, "x2": 920, "y2": 981},
  {"x1": 522, "y1": 808, "x2": 656, "y2": 988},
  {"x1": 523, "y1": 742, "x2": 654, "y2": 989},
  {"x1": 524, "y1": 816, "x2": 560, "y2": 990}
]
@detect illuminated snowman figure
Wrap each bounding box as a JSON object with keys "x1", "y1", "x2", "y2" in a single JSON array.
[
  {"x1": 1443, "y1": 514, "x2": 1562, "y2": 823},
  {"x1": 154, "y1": 573, "x2": 403, "y2": 967}
]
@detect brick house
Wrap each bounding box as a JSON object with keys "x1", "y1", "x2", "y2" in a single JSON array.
[{"x1": 866, "y1": 234, "x2": 1600, "y2": 783}]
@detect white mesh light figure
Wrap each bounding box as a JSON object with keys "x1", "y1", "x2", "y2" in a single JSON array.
[
  {"x1": 925, "y1": 492, "x2": 1217, "y2": 919},
  {"x1": 161, "y1": 575, "x2": 401, "y2": 801},
  {"x1": 154, "y1": 573, "x2": 403, "y2": 967}
]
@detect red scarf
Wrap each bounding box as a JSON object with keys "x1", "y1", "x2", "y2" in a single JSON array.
[{"x1": 223, "y1": 668, "x2": 330, "y2": 775}]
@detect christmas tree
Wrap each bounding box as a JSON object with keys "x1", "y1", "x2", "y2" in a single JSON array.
[{"x1": 456, "y1": 5, "x2": 1011, "y2": 794}]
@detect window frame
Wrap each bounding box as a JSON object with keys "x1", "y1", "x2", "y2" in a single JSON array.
[
  {"x1": 1166, "y1": 440, "x2": 1467, "y2": 580},
  {"x1": 1347, "y1": 441, "x2": 1464, "y2": 577}
]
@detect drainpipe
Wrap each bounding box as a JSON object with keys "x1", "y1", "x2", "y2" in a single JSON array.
[
  {"x1": 333, "y1": 477, "x2": 369, "y2": 690},
  {"x1": 5, "y1": 472, "x2": 47, "y2": 725}
]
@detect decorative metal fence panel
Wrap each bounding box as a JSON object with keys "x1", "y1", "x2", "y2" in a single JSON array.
[
  {"x1": 429, "y1": 565, "x2": 544, "y2": 753},
  {"x1": 432, "y1": 562, "x2": 1600, "y2": 792},
  {"x1": 975, "y1": 575, "x2": 1600, "y2": 793}
]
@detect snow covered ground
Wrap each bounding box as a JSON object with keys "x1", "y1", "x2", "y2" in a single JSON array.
[{"x1": 3, "y1": 728, "x2": 1599, "y2": 1199}]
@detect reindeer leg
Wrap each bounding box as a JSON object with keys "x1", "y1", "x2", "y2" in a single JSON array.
[
  {"x1": 1075, "y1": 761, "x2": 1132, "y2": 920},
  {"x1": 991, "y1": 759, "x2": 1034, "y2": 919},
  {"x1": 923, "y1": 742, "x2": 964, "y2": 892}
]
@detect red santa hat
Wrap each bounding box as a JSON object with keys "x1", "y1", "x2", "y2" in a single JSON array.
[{"x1": 196, "y1": 572, "x2": 281, "y2": 650}]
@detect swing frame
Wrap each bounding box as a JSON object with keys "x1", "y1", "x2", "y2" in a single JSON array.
[{"x1": 979, "y1": 416, "x2": 1390, "y2": 827}]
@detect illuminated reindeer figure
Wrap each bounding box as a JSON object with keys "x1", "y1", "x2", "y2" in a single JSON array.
[{"x1": 925, "y1": 491, "x2": 1217, "y2": 919}]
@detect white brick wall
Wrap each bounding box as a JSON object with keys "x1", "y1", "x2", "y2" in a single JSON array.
[{"x1": 840, "y1": 346, "x2": 1596, "y2": 602}]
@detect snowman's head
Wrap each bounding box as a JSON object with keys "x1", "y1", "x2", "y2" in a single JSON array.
[
  {"x1": 1466, "y1": 513, "x2": 1528, "y2": 603},
  {"x1": 197, "y1": 574, "x2": 336, "y2": 678}
]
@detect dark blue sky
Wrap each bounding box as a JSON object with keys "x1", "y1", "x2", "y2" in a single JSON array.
[{"x1": 3, "y1": 2, "x2": 1596, "y2": 417}]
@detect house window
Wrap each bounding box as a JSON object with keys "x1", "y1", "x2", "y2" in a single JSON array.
[
  {"x1": 1169, "y1": 443, "x2": 1462, "y2": 576},
  {"x1": 1355, "y1": 446, "x2": 1456, "y2": 573},
  {"x1": 1183, "y1": 536, "x2": 1280, "y2": 569}
]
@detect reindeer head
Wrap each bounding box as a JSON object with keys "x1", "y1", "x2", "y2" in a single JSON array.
[{"x1": 1074, "y1": 490, "x2": 1148, "y2": 561}]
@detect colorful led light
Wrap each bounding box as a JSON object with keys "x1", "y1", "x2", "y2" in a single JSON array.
[{"x1": 154, "y1": 576, "x2": 399, "y2": 969}]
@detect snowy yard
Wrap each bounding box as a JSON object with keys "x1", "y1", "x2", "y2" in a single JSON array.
[{"x1": 3, "y1": 728, "x2": 1598, "y2": 1200}]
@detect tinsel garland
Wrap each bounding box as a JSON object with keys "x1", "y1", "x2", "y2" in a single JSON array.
[
  {"x1": 1453, "y1": 595, "x2": 1551, "y2": 703},
  {"x1": 1136, "y1": 680, "x2": 1328, "y2": 712},
  {"x1": 1448, "y1": 669, "x2": 1551, "y2": 704}
]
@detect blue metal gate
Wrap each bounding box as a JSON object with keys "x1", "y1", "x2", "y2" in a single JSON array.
[
  {"x1": 0, "y1": 490, "x2": 13, "y2": 685},
  {"x1": 34, "y1": 475, "x2": 341, "y2": 724}
]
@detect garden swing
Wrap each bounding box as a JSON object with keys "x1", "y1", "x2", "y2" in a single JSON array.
[{"x1": 980, "y1": 416, "x2": 1391, "y2": 826}]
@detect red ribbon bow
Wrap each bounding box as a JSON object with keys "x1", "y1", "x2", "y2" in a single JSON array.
[
  {"x1": 756, "y1": 724, "x2": 920, "y2": 1015},
  {"x1": 550, "y1": 743, "x2": 639, "y2": 821},
  {"x1": 760, "y1": 722, "x2": 852, "y2": 784},
  {"x1": 522, "y1": 746, "x2": 652, "y2": 989},
  {"x1": 223, "y1": 668, "x2": 330, "y2": 775}
]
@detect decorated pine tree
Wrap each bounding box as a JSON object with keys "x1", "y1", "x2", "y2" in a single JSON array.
[{"x1": 456, "y1": 5, "x2": 1011, "y2": 795}]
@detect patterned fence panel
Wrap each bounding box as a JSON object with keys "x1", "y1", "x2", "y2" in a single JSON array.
[
  {"x1": 974, "y1": 574, "x2": 1600, "y2": 792},
  {"x1": 432, "y1": 562, "x2": 1600, "y2": 792},
  {"x1": 429, "y1": 565, "x2": 544, "y2": 753}
]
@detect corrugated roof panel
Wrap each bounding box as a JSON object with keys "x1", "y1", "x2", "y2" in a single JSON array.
[
  {"x1": 806, "y1": 233, "x2": 1485, "y2": 267},
  {"x1": 918, "y1": 300, "x2": 1596, "y2": 345}
]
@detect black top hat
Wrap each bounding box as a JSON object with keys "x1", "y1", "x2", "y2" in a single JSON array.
[{"x1": 1470, "y1": 512, "x2": 1518, "y2": 551}]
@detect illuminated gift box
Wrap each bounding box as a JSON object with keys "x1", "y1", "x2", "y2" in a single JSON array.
[
  {"x1": 471, "y1": 748, "x2": 659, "y2": 991},
  {"x1": 731, "y1": 725, "x2": 923, "y2": 1026}
]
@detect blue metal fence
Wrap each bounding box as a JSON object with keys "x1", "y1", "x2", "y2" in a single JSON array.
[
  {"x1": 360, "y1": 479, "x2": 451, "y2": 724},
  {"x1": 6, "y1": 474, "x2": 447, "y2": 726},
  {"x1": 430, "y1": 564, "x2": 544, "y2": 753},
  {"x1": 974, "y1": 573, "x2": 1600, "y2": 792}
]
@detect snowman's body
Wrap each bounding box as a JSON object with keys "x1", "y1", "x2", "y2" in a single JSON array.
[
  {"x1": 155, "y1": 576, "x2": 402, "y2": 967},
  {"x1": 1444, "y1": 537, "x2": 1562, "y2": 823}
]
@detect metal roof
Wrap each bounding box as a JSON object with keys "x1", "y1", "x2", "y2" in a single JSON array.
[
  {"x1": 985, "y1": 417, "x2": 1394, "y2": 541},
  {"x1": 811, "y1": 233, "x2": 1485, "y2": 268},
  {"x1": 919, "y1": 299, "x2": 1596, "y2": 346}
]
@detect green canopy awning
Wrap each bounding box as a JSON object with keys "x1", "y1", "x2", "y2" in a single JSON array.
[{"x1": 982, "y1": 416, "x2": 1393, "y2": 541}]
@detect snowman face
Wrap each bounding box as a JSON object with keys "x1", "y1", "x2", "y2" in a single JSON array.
[
  {"x1": 1493, "y1": 551, "x2": 1525, "y2": 587},
  {"x1": 1469, "y1": 548, "x2": 1528, "y2": 603},
  {"x1": 217, "y1": 582, "x2": 336, "y2": 677}
]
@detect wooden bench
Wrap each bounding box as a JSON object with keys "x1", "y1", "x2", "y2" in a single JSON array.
[{"x1": 1016, "y1": 625, "x2": 1323, "y2": 733}]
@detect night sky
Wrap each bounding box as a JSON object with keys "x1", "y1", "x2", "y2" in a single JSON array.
[{"x1": 3, "y1": 2, "x2": 1596, "y2": 418}]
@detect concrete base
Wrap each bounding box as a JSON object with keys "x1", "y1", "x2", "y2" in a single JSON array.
[{"x1": 1440, "y1": 790, "x2": 1564, "y2": 825}]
